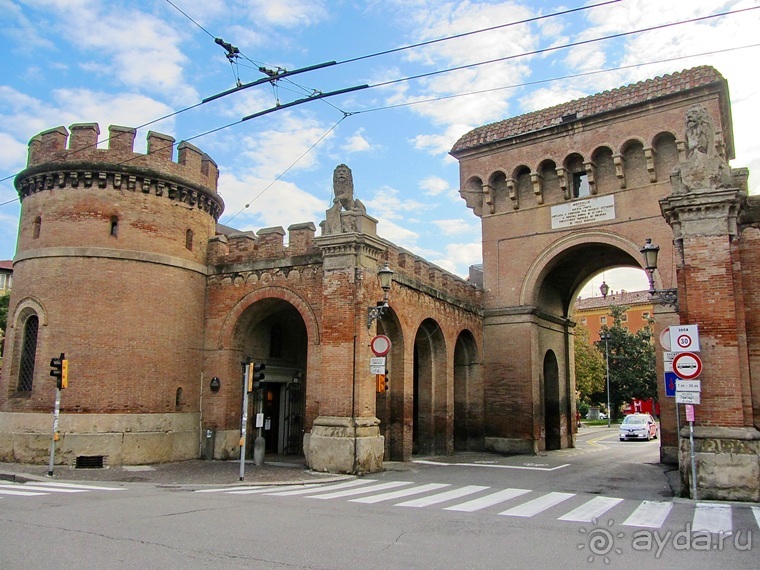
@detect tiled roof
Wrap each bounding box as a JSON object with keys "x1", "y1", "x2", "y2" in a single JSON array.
[
  {"x1": 575, "y1": 290, "x2": 653, "y2": 311},
  {"x1": 0, "y1": 260, "x2": 13, "y2": 271},
  {"x1": 451, "y1": 66, "x2": 724, "y2": 154}
]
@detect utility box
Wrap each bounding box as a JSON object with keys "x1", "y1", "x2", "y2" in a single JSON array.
[{"x1": 202, "y1": 428, "x2": 216, "y2": 460}]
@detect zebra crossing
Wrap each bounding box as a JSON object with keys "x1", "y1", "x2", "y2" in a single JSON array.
[
  {"x1": 0, "y1": 481, "x2": 124, "y2": 497},
  {"x1": 196, "y1": 478, "x2": 760, "y2": 534}
]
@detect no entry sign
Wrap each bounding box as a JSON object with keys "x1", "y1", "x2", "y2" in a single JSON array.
[{"x1": 672, "y1": 352, "x2": 702, "y2": 380}]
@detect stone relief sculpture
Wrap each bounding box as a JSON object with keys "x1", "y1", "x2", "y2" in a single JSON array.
[
  {"x1": 672, "y1": 104, "x2": 733, "y2": 193},
  {"x1": 324, "y1": 164, "x2": 366, "y2": 234}
]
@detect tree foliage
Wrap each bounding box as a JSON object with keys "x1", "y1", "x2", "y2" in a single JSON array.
[
  {"x1": 574, "y1": 325, "x2": 605, "y2": 405},
  {"x1": 594, "y1": 305, "x2": 657, "y2": 421}
]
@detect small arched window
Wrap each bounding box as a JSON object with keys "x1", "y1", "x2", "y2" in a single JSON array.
[
  {"x1": 110, "y1": 216, "x2": 119, "y2": 237},
  {"x1": 17, "y1": 315, "x2": 39, "y2": 392},
  {"x1": 33, "y1": 216, "x2": 42, "y2": 239},
  {"x1": 185, "y1": 229, "x2": 194, "y2": 251}
]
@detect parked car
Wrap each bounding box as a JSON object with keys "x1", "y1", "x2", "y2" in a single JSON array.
[
  {"x1": 619, "y1": 413, "x2": 658, "y2": 441},
  {"x1": 598, "y1": 413, "x2": 607, "y2": 420}
]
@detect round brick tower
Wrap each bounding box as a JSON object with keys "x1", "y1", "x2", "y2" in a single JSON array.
[{"x1": 0, "y1": 123, "x2": 223, "y2": 465}]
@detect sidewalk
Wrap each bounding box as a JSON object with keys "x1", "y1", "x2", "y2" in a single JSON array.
[{"x1": 0, "y1": 456, "x2": 354, "y2": 487}]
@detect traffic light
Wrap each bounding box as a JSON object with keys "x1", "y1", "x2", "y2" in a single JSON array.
[
  {"x1": 376, "y1": 371, "x2": 389, "y2": 393},
  {"x1": 253, "y1": 363, "x2": 266, "y2": 388},
  {"x1": 50, "y1": 353, "x2": 68, "y2": 390},
  {"x1": 384, "y1": 369, "x2": 389, "y2": 392},
  {"x1": 247, "y1": 362, "x2": 266, "y2": 391}
]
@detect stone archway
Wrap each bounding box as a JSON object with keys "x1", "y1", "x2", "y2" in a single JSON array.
[
  {"x1": 454, "y1": 329, "x2": 482, "y2": 451},
  {"x1": 413, "y1": 318, "x2": 448, "y2": 455}
]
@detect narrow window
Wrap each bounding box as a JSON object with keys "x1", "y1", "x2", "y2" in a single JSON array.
[
  {"x1": 642, "y1": 312, "x2": 650, "y2": 319},
  {"x1": 572, "y1": 172, "x2": 590, "y2": 198},
  {"x1": 185, "y1": 229, "x2": 193, "y2": 251},
  {"x1": 621, "y1": 313, "x2": 628, "y2": 322},
  {"x1": 175, "y1": 387, "x2": 183, "y2": 409},
  {"x1": 33, "y1": 216, "x2": 41, "y2": 239},
  {"x1": 600, "y1": 316, "x2": 607, "y2": 325},
  {"x1": 110, "y1": 216, "x2": 119, "y2": 237},
  {"x1": 580, "y1": 317, "x2": 587, "y2": 325},
  {"x1": 17, "y1": 315, "x2": 39, "y2": 392}
]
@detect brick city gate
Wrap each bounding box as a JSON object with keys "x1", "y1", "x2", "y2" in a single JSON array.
[{"x1": 451, "y1": 66, "x2": 760, "y2": 501}]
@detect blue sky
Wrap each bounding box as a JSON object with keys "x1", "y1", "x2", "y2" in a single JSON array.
[{"x1": 1, "y1": 0, "x2": 758, "y2": 298}]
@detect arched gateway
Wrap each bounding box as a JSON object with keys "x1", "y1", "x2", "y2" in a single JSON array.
[{"x1": 451, "y1": 66, "x2": 760, "y2": 501}]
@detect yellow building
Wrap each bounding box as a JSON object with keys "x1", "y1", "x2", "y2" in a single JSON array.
[{"x1": 574, "y1": 289, "x2": 653, "y2": 341}]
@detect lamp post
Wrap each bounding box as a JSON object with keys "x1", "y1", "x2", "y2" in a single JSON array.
[
  {"x1": 600, "y1": 331, "x2": 612, "y2": 428},
  {"x1": 367, "y1": 263, "x2": 394, "y2": 329},
  {"x1": 599, "y1": 280, "x2": 609, "y2": 299},
  {"x1": 640, "y1": 238, "x2": 679, "y2": 311}
]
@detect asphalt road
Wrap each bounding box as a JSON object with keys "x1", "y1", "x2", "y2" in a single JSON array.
[{"x1": 1, "y1": 427, "x2": 757, "y2": 569}]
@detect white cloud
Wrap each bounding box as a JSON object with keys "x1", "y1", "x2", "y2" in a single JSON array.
[
  {"x1": 431, "y1": 218, "x2": 478, "y2": 237},
  {"x1": 429, "y1": 241, "x2": 482, "y2": 277},
  {"x1": 342, "y1": 129, "x2": 373, "y2": 153},
  {"x1": 237, "y1": 0, "x2": 328, "y2": 27},
  {"x1": 419, "y1": 175, "x2": 450, "y2": 196},
  {"x1": 375, "y1": 218, "x2": 421, "y2": 252},
  {"x1": 363, "y1": 186, "x2": 428, "y2": 221}
]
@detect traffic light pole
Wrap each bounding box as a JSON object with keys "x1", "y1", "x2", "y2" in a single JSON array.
[
  {"x1": 239, "y1": 361, "x2": 251, "y2": 481},
  {"x1": 47, "y1": 387, "x2": 61, "y2": 476}
]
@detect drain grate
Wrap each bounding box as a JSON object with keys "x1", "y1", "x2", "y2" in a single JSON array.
[{"x1": 75, "y1": 455, "x2": 106, "y2": 469}]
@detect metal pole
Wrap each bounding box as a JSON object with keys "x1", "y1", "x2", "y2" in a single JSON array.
[
  {"x1": 47, "y1": 388, "x2": 61, "y2": 476},
  {"x1": 239, "y1": 361, "x2": 250, "y2": 481},
  {"x1": 604, "y1": 334, "x2": 611, "y2": 428},
  {"x1": 689, "y1": 420, "x2": 698, "y2": 500}
]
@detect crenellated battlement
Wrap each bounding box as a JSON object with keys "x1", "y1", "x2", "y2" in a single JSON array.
[
  {"x1": 25, "y1": 123, "x2": 219, "y2": 193},
  {"x1": 16, "y1": 123, "x2": 224, "y2": 220},
  {"x1": 208, "y1": 223, "x2": 321, "y2": 266}
]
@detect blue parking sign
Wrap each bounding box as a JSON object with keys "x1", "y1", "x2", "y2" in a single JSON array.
[{"x1": 665, "y1": 372, "x2": 678, "y2": 397}]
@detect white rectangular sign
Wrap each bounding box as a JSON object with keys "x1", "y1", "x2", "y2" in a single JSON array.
[
  {"x1": 676, "y1": 379, "x2": 701, "y2": 392},
  {"x1": 676, "y1": 391, "x2": 701, "y2": 404},
  {"x1": 670, "y1": 325, "x2": 700, "y2": 353},
  {"x1": 663, "y1": 351, "x2": 677, "y2": 373},
  {"x1": 550, "y1": 195, "x2": 615, "y2": 229},
  {"x1": 370, "y1": 356, "x2": 386, "y2": 375}
]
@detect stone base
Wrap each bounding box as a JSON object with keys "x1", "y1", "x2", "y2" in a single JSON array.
[
  {"x1": 484, "y1": 436, "x2": 538, "y2": 455},
  {"x1": 679, "y1": 426, "x2": 760, "y2": 502},
  {"x1": 0, "y1": 411, "x2": 200, "y2": 466},
  {"x1": 306, "y1": 416, "x2": 384, "y2": 474},
  {"x1": 660, "y1": 444, "x2": 678, "y2": 465}
]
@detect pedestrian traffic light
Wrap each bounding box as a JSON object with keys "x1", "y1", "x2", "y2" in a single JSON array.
[
  {"x1": 253, "y1": 362, "x2": 265, "y2": 389},
  {"x1": 50, "y1": 353, "x2": 68, "y2": 390}
]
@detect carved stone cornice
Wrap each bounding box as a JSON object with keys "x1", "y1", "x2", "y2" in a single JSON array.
[
  {"x1": 14, "y1": 162, "x2": 224, "y2": 221},
  {"x1": 659, "y1": 187, "x2": 745, "y2": 241}
]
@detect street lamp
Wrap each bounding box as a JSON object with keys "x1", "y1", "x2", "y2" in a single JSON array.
[
  {"x1": 367, "y1": 263, "x2": 394, "y2": 329},
  {"x1": 600, "y1": 331, "x2": 612, "y2": 428},
  {"x1": 640, "y1": 238, "x2": 679, "y2": 311},
  {"x1": 599, "y1": 280, "x2": 609, "y2": 299}
]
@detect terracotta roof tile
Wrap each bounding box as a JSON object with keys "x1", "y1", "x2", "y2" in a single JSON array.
[
  {"x1": 451, "y1": 66, "x2": 724, "y2": 154},
  {"x1": 0, "y1": 260, "x2": 13, "y2": 271},
  {"x1": 574, "y1": 290, "x2": 653, "y2": 311}
]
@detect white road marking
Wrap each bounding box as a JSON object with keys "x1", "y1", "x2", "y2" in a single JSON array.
[
  {"x1": 32, "y1": 482, "x2": 124, "y2": 491},
  {"x1": 395, "y1": 485, "x2": 489, "y2": 508},
  {"x1": 693, "y1": 503, "x2": 733, "y2": 535},
  {"x1": 499, "y1": 492, "x2": 575, "y2": 517},
  {"x1": 309, "y1": 481, "x2": 411, "y2": 500},
  {"x1": 195, "y1": 486, "x2": 264, "y2": 493},
  {"x1": 350, "y1": 483, "x2": 450, "y2": 504},
  {"x1": 444, "y1": 488, "x2": 531, "y2": 512},
  {"x1": 413, "y1": 460, "x2": 570, "y2": 471},
  {"x1": 622, "y1": 501, "x2": 673, "y2": 528},
  {"x1": 557, "y1": 496, "x2": 624, "y2": 522},
  {"x1": 227, "y1": 485, "x2": 299, "y2": 495}
]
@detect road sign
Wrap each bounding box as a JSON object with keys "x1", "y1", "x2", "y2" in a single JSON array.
[
  {"x1": 676, "y1": 391, "x2": 701, "y2": 404},
  {"x1": 672, "y1": 352, "x2": 703, "y2": 380},
  {"x1": 685, "y1": 404, "x2": 695, "y2": 422},
  {"x1": 659, "y1": 327, "x2": 671, "y2": 351},
  {"x1": 369, "y1": 356, "x2": 386, "y2": 374},
  {"x1": 676, "y1": 379, "x2": 701, "y2": 392},
  {"x1": 670, "y1": 325, "x2": 700, "y2": 353},
  {"x1": 664, "y1": 372, "x2": 677, "y2": 397},
  {"x1": 663, "y1": 351, "x2": 677, "y2": 373},
  {"x1": 370, "y1": 335, "x2": 391, "y2": 356}
]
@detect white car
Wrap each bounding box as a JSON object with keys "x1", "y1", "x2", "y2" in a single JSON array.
[
  {"x1": 599, "y1": 413, "x2": 606, "y2": 420},
  {"x1": 619, "y1": 413, "x2": 658, "y2": 441}
]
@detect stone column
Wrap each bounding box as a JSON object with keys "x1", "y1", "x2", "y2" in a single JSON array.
[{"x1": 309, "y1": 223, "x2": 387, "y2": 473}]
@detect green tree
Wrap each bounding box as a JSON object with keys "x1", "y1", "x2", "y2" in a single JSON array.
[
  {"x1": 595, "y1": 305, "x2": 657, "y2": 421},
  {"x1": 574, "y1": 325, "x2": 606, "y2": 407}
]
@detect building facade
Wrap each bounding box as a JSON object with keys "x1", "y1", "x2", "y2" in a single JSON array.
[{"x1": 1, "y1": 66, "x2": 758, "y2": 501}]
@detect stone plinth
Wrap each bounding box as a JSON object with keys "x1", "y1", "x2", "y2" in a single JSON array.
[{"x1": 306, "y1": 416, "x2": 384, "y2": 474}]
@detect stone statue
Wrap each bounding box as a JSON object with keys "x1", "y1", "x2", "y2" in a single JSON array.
[
  {"x1": 671, "y1": 105, "x2": 733, "y2": 194},
  {"x1": 324, "y1": 164, "x2": 366, "y2": 234}
]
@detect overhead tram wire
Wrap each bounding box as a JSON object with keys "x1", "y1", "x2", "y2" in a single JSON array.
[
  {"x1": 351, "y1": 42, "x2": 760, "y2": 116},
  {"x1": 0, "y1": 0, "x2": 688, "y2": 188},
  {"x1": 0, "y1": 5, "x2": 754, "y2": 197},
  {"x1": 367, "y1": 5, "x2": 760, "y2": 90},
  {"x1": 222, "y1": 116, "x2": 350, "y2": 225}
]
